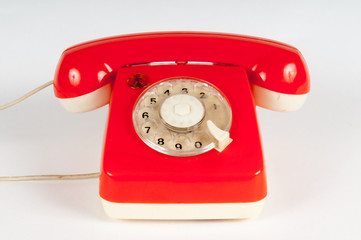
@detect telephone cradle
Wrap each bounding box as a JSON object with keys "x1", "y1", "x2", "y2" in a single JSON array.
[{"x1": 53, "y1": 32, "x2": 310, "y2": 219}]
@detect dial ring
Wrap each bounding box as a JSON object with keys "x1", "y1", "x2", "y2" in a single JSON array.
[{"x1": 132, "y1": 78, "x2": 232, "y2": 157}]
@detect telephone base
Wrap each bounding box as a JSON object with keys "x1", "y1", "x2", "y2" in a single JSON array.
[{"x1": 101, "y1": 198, "x2": 265, "y2": 220}]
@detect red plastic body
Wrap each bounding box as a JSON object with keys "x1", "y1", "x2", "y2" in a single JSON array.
[
  {"x1": 54, "y1": 32, "x2": 310, "y2": 99},
  {"x1": 100, "y1": 64, "x2": 266, "y2": 203}
]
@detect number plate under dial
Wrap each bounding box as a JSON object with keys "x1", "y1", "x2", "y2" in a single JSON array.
[{"x1": 133, "y1": 78, "x2": 232, "y2": 156}]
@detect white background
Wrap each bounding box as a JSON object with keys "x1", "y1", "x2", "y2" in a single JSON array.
[{"x1": 0, "y1": 0, "x2": 360, "y2": 239}]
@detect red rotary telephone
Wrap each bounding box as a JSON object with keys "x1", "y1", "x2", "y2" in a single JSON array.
[{"x1": 54, "y1": 32, "x2": 310, "y2": 219}]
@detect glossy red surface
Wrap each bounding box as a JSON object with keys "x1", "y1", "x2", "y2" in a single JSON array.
[
  {"x1": 99, "y1": 64, "x2": 266, "y2": 203},
  {"x1": 54, "y1": 32, "x2": 310, "y2": 99}
]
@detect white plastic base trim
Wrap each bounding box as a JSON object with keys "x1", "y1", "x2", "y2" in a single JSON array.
[
  {"x1": 101, "y1": 198, "x2": 265, "y2": 220},
  {"x1": 57, "y1": 83, "x2": 112, "y2": 113},
  {"x1": 252, "y1": 85, "x2": 308, "y2": 112}
]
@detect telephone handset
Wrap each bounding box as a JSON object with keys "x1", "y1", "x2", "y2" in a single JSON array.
[{"x1": 54, "y1": 32, "x2": 310, "y2": 219}]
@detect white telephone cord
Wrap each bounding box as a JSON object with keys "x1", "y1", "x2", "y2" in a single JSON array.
[
  {"x1": 0, "y1": 81, "x2": 100, "y2": 181},
  {"x1": 0, "y1": 80, "x2": 54, "y2": 110}
]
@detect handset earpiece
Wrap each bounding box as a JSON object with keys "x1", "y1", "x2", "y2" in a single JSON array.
[
  {"x1": 56, "y1": 82, "x2": 113, "y2": 113},
  {"x1": 248, "y1": 50, "x2": 310, "y2": 112},
  {"x1": 54, "y1": 56, "x2": 116, "y2": 113},
  {"x1": 251, "y1": 84, "x2": 308, "y2": 112}
]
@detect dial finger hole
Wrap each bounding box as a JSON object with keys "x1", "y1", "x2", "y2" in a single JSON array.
[
  {"x1": 155, "y1": 82, "x2": 173, "y2": 98},
  {"x1": 171, "y1": 80, "x2": 194, "y2": 95},
  {"x1": 171, "y1": 134, "x2": 192, "y2": 151},
  {"x1": 136, "y1": 106, "x2": 157, "y2": 122},
  {"x1": 194, "y1": 83, "x2": 212, "y2": 100},
  {"x1": 204, "y1": 94, "x2": 231, "y2": 130},
  {"x1": 205, "y1": 93, "x2": 223, "y2": 108},
  {"x1": 141, "y1": 93, "x2": 160, "y2": 106},
  {"x1": 153, "y1": 130, "x2": 173, "y2": 148},
  {"x1": 141, "y1": 120, "x2": 158, "y2": 135},
  {"x1": 191, "y1": 131, "x2": 212, "y2": 149}
]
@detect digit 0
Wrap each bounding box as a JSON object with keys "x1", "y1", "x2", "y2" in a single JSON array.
[{"x1": 195, "y1": 141, "x2": 202, "y2": 148}]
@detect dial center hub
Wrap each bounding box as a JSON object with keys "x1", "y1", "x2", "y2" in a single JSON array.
[
  {"x1": 160, "y1": 94, "x2": 205, "y2": 130},
  {"x1": 174, "y1": 103, "x2": 190, "y2": 116}
]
